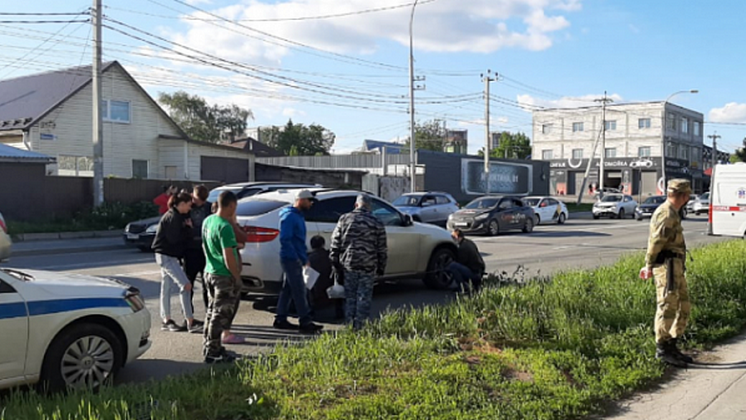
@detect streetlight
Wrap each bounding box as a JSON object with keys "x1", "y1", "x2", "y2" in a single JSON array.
[
  {"x1": 408, "y1": 0, "x2": 420, "y2": 193},
  {"x1": 661, "y1": 89, "x2": 698, "y2": 191}
]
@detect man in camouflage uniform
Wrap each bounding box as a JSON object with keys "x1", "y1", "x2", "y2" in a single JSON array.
[
  {"x1": 330, "y1": 194, "x2": 388, "y2": 330},
  {"x1": 639, "y1": 179, "x2": 693, "y2": 368}
]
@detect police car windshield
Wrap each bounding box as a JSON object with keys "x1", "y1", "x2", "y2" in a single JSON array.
[
  {"x1": 601, "y1": 195, "x2": 622, "y2": 203},
  {"x1": 465, "y1": 198, "x2": 499, "y2": 209},
  {"x1": 1, "y1": 268, "x2": 34, "y2": 281}
]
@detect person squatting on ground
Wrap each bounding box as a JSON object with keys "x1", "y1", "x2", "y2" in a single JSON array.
[
  {"x1": 447, "y1": 228, "x2": 485, "y2": 293},
  {"x1": 274, "y1": 190, "x2": 324, "y2": 334},
  {"x1": 184, "y1": 185, "x2": 211, "y2": 313},
  {"x1": 639, "y1": 179, "x2": 693, "y2": 368},
  {"x1": 330, "y1": 194, "x2": 387, "y2": 331},
  {"x1": 308, "y1": 235, "x2": 345, "y2": 320},
  {"x1": 201, "y1": 191, "x2": 242, "y2": 363},
  {"x1": 152, "y1": 192, "x2": 203, "y2": 333}
]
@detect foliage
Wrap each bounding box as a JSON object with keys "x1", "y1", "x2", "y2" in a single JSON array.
[
  {"x1": 260, "y1": 119, "x2": 335, "y2": 156},
  {"x1": 477, "y1": 131, "x2": 532, "y2": 159},
  {"x1": 7, "y1": 202, "x2": 158, "y2": 235},
  {"x1": 4, "y1": 240, "x2": 746, "y2": 420},
  {"x1": 403, "y1": 119, "x2": 447, "y2": 152},
  {"x1": 158, "y1": 91, "x2": 253, "y2": 143}
]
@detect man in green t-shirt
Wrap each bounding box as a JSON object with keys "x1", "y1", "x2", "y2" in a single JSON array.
[{"x1": 201, "y1": 191, "x2": 242, "y2": 364}]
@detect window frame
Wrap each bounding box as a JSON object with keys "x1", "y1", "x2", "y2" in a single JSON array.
[
  {"x1": 638, "y1": 146, "x2": 651, "y2": 157},
  {"x1": 681, "y1": 118, "x2": 689, "y2": 134},
  {"x1": 572, "y1": 122, "x2": 584, "y2": 132},
  {"x1": 693, "y1": 121, "x2": 701, "y2": 136},
  {"x1": 605, "y1": 148, "x2": 617, "y2": 158},
  {"x1": 604, "y1": 120, "x2": 617, "y2": 131},
  {"x1": 132, "y1": 159, "x2": 149, "y2": 179},
  {"x1": 542, "y1": 149, "x2": 553, "y2": 160},
  {"x1": 638, "y1": 118, "x2": 651, "y2": 129},
  {"x1": 572, "y1": 148, "x2": 583, "y2": 160},
  {"x1": 541, "y1": 124, "x2": 553, "y2": 135},
  {"x1": 101, "y1": 99, "x2": 131, "y2": 124}
]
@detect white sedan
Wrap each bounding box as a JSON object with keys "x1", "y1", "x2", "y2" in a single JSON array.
[
  {"x1": 0, "y1": 268, "x2": 151, "y2": 392},
  {"x1": 522, "y1": 196, "x2": 569, "y2": 225}
]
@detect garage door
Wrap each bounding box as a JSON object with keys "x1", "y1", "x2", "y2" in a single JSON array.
[{"x1": 200, "y1": 156, "x2": 250, "y2": 183}]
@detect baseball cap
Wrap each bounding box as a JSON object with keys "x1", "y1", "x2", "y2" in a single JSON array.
[
  {"x1": 295, "y1": 189, "x2": 314, "y2": 200},
  {"x1": 667, "y1": 179, "x2": 692, "y2": 195}
]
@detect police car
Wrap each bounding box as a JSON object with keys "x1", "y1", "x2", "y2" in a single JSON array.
[{"x1": 0, "y1": 268, "x2": 151, "y2": 391}]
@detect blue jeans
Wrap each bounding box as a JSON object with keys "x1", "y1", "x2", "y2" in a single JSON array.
[
  {"x1": 447, "y1": 262, "x2": 481, "y2": 291},
  {"x1": 276, "y1": 259, "x2": 312, "y2": 326}
]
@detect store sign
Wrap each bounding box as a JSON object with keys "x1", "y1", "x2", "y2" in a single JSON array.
[{"x1": 461, "y1": 159, "x2": 532, "y2": 195}]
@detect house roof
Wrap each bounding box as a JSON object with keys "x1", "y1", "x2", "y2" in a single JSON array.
[
  {"x1": 223, "y1": 137, "x2": 284, "y2": 157},
  {"x1": 0, "y1": 143, "x2": 54, "y2": 163}
]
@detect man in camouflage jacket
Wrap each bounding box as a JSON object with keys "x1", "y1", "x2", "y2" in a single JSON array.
[
  {"x1": 330, "y1": 194, "x2": 388, "y2": 330},
  {"x1": 639, "y1": 179, "x2": 693, "y2": 368}
]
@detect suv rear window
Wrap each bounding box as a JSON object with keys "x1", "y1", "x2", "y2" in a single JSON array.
[{"x1": 236, "y1": 200, "x2": 287, "y2": 217}]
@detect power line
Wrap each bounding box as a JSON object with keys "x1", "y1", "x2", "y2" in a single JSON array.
[
  {"x1": 0, "y1": 19, "x2": 89, "y2": 24},
  {"x1": 0, "y1": 12, "x2": 86, "y2": 16}
]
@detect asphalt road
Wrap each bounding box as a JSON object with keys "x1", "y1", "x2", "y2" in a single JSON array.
[{"x1": 6, "y1": 214, "x2": 729, "y2": 384}]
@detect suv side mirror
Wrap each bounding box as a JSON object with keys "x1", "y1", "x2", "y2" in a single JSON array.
[{"x1": 403, "y1": 214, "x2": 414, "y2": 226}]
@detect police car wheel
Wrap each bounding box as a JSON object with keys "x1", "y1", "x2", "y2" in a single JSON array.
[
  {"x1": 39, "y1": 323, "x2": 123, "y2": 393},
  {"x1": 558, "y1": 213, "x2": 566, "y2": 225},
  {"x1": 423, "y1": 247, "x2": 456, "y2": 289}
]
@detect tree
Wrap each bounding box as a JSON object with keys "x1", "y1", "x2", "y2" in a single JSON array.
[
  {"x1": 479, "y1": 131, "x2": 532, "y2": 159},
  {"x1": 731, "y1": 138, "x2": 746, "y2": 163},
  {"x1": 158, "y1": 91, "x2": 253, "y2": 143},
  {"x1": 403, "y1": 120, "x2": 447, "y2": 152},
  {"x1": 260, "y1": 120, "x2": 335, "y2": 156}
]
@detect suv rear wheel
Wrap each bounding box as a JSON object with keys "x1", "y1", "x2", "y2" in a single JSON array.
[{"x1": 423, "y1": 247, "x2": 456, "y2": 289}]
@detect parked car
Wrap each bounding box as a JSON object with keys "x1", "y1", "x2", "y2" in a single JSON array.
[
  {"x1": 235, "y1": 188, "x2": 459, "y2": 293},
  {"x1": 522, "y1": 196, "x2": 569, "y2": 225},
  {"x1": 123, "y1": 182, "x2": 320, "y2": 251},
  {"x1": 635, "y1": 196, "x2": 666, "y2": 220},
  {"x1": 594, "y1": 187, "x2": 621, "y2": 198},
  {"x1": 592, "y1": 194, "x2": 638, "y2": 219},
  {"x1": 692, "y1": 192, "x2": 710, "y2": 215},
  {"x1": 447, "y1": 196, "x2": 536, "y2": 236},
  {"x1": 392, "y1": 192, "x2": 460, "y2": 226},
  {"x1": 0, "y1": 211, "x2": 11, "y2": 262},
  {"x1": 0, "y1": 268, "x2": 151, "y2": 392},
  {"x1": 686, "y1": 194, "x2": 700, "y2": 213}
]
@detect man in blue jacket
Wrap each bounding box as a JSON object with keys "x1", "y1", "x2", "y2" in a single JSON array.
[{"x1": 274, "y1": 190, "x2": 324, "y2": 334}]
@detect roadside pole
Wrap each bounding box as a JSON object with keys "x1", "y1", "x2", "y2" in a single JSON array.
[
  {"x1": 482, "y1": 70, "x2": 496, "y2": 194},
  {"x1": 92, "y1": 0, "x2": 104, "y2": 205}
]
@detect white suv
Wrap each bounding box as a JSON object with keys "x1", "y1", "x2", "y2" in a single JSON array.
[
  {"x1": 0, "y1": 211, "x2": 10, "y2": 262},
  {"x1": 236, "y1": 189, "x2": 459, "y2": 293}
]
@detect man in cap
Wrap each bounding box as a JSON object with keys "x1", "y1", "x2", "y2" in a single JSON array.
[
  {"x1": 330, "y1": 194, "x2": 388, "y2": 330},
  {"x1": 639, "y1": 179, "x2": 693, "y2": 367},
  {"x1": 274, "y1": 189, "x2": 323, "y2": 334}
]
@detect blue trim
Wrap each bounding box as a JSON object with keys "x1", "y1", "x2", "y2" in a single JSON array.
[{"x1": 0, "y1": 298, "x2": 128, "y2": 321}]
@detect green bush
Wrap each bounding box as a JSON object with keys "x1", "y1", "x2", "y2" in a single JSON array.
[
  {"x1": 2, "y1": 240, "x2": 745, "y2": 420},
  {"x1": 8, "y1": 201, "x2": 158, "y2": 235}
]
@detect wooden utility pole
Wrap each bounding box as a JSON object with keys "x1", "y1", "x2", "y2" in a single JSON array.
[
  {"x1": 594, "y1": 91, "x2": 613, "y2": 191},
  {"x1": 482, "y1": 70, "x2": 496, "y2": 192},
  {"x1": 92, "y1": 0, "x2": 104, "y2": 205}
]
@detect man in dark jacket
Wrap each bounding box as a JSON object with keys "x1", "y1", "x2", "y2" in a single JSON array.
[
  {"x1": 274, "y1": 190, "x2": 323, "y2": 334},
  {"x1": 330, "y1": 194, "x2": 387, "y2": 330},
  {"x1": 185, "y1": 185, "x2": 212, "y2": 313},
  {"x1": 447, "y1": 229, "x2": 486, "y2": 292}
]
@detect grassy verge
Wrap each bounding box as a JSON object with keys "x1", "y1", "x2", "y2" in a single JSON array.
[
  {"x1": 3, "y1": 240, "x2": 745, "y2": 420},
  {"x1": 7, "y1": 202, "x2": 158, "y2": 235},
  {"x1": 564, "y1": 202, "x2": 594, "y2": 213}
]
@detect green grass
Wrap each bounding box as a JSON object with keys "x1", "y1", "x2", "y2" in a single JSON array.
[
  {"x1": 3, "y1": 240, "x2": 746, "y2": 420},
  {"x1": 563, "y1": 202, "x2": 594, "y2": 213}
]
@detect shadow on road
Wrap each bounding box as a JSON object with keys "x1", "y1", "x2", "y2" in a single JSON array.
[
  {"x1": 523, "y1": 230, "x2": 612, "y2": 238},
  {"x1": 117, "y1": 358, "x2": 205, "y2": 384}
]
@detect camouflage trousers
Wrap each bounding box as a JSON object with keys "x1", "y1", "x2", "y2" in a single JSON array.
[
  {"x1": 654, "y1": 259, "x2": 690, "y2": 344},
  {"x1": 203, "y1": 273, "x2": 240, "y2": 356},
  {"x1": 344, "y1": 271, "x2": 375, "y2": 331}
]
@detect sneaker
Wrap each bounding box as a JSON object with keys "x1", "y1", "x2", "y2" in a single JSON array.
[
  {"x1": 222, "y1": 334, "x2": 246, "y2": 344},
  {"x1": 273, "y1": 320, "x2": 299, "y2": 331},
  {"x1": 299, "y1": 322, "x2": 324, "y2": 334},
  {"x1": 161, "y1": 320, "x2": 187, "y2": 332},
  {"x1": 188, "y1": 320, "x2": 204, "y2": 334},
  {"x1": 204, "y1": 350, "x2": 238, "y2": 364}
]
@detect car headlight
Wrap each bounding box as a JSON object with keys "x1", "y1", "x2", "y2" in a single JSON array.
[
  {"x1": 124, "y1": 289, "x2": 145, "y2": 312},
  {"x1": 475, "y1": 213, "x2": 489, "y2": 220},
  {"x1": 145, "y1": 224, "x2": 158, "y2": 234}
]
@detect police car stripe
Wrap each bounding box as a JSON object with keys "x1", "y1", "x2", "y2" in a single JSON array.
[{"x1": 0, "y1": 298, "x2": 129, "y2": 321}]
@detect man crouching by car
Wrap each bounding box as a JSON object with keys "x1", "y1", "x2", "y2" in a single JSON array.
[{"x1": 447, "y1": 229, "x2": 485, "y2": 293}]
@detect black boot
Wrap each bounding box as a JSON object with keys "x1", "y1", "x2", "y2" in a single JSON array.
[
  {"x1": 668, "y1": 338, "x2": 694, "y2": 363},
  {"x1": 656, "y1": 342, "x2": 688, "y2": 368}
]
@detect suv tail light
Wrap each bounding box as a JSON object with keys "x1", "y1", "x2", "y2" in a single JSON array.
[{"x1": 243, "y1": 226, "x2": 280, "y2": 243}]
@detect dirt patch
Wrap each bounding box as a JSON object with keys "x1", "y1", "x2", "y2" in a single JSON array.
[{"x1": 503, "y1": 367, "x2": 533, "y2": 383}]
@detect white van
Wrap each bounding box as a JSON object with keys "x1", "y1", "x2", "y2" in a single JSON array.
[{"x1": 709, "y1": 163, "x2": 746, "y2": 237}]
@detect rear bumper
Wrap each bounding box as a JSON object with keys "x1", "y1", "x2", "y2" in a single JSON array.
[
  {"x1": 122, "y1": 233, "x2": 155, "y2": 249},
  {"x1": 241, "y1": 277, "x2": 283, "y2": 295}
]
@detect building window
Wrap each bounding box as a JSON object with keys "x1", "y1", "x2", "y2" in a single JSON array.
[
  {"x1": 604, "y1": 120, "x2": 617, "y2": 131},
  {"x1": 58, "y1": 155, "x2": 93, "y2": 177},
  {"x1": 605, "y1": 148, "x2": 617, "y2": 158},
  {"x1": 678, "y1": 145, "x2": 689, "y2": 160},
  {"x1": 638, "y1": 118, "x2": 651, "y2": 129},
  {"x1": 666, "y1": 113, "x2": 676, "y2": 130},
  {"x1": 681, "y1": 118, "x2": 689, "y2": 134},
  {"x1": 666, "y1": 142, "x2": 676, "y2": 158},
  {"x1": 101, "y1": 100, "x2": 131, "y2": 123},
  {"x1": 542, "y1": 149, "x2": 553, "y2": 160},
  {"x1": 132, "y1": 160, "x2": 149, "y2": 178},
  {"x1": 572, "y1": 122, "x2": 584, "y2": 132},
  {"x1": 638, "y1": 146, "x2": 651, "y2": 157},
  {"x1": 572, "y1": 148, "x2": 583, "y2": 159},
  {"x1": 693, "y1": 121, "x2": 701, "y2": 136},
  {"x1": 541, "y1": 124, "x2": 553, "y2": 134}
]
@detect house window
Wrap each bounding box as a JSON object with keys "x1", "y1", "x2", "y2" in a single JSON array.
[
  {"x1": 681, "y1": 118, "x2": 689, "y2": 134},
  {"x1": 58, "y1": 155, "x2": 93, "y2": 177},
  {"x1": 102, "y1": 100, "x2": 131, "y2": 123},
  {"x1": 541, "y1": 124, "x2": 553, "y2": 134},
  {"x1": 572, "y1": 122, "x2": 584, "y2": 132},
  {"x1": 693, "y1": 121, "x2": 701, "y2": 136},
  {"x1": 132, "y1": 160, "x2": 149, "y2": 179},
  {"x1": 605, "y1": 148, "x2": 617, "y2": 158},
  {"x1": 666, "y1": 113, "x2": 676, "y2": 130},
  {"x1": 572, "y1": 148, "x2": 583, "y2": 159},
  {"x1": 165, "y1": 166, "x2": 178, "y2": 179},
  {"x1": 542, "y1": 149, "x2": 553, "y2": 160},
  {"x1": 638, "y1": 146, "x2": 651, "y2": 157},
  {"x1": 638, "y1": 118, "x2": 651, "y2": 129},
  {"x1": 604, "y1": 120, "x2": 617, "y2": 131}
]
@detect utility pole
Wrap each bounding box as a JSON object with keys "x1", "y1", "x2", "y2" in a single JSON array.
[
  {"x1": 92, "y1": 0, "x2": 104, "y2": 205},
  {"x1": 708, "y1": 132, "x2": 721, "y2": 171},
  {"x1": 594, "y1": 91, "x2": 613, "y2": 191},
  {"x1": 407, "y1": 0, "x2": 424, "y2": 193},
  {"x1": 482, "y1": 70, "x2": 496, "y2": 192}
]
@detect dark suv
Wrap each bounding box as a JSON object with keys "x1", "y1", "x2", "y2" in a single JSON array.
[{"x1": 447, "y1": 196, "x2": 536, "y2": 236}]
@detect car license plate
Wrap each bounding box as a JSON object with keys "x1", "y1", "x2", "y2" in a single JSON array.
[
  {"x1": 127, "y1": 233, "x2": 139, "y2": 240},
  {"x1": 455, "y1": 222, "x2": 468, "y2": 227}
]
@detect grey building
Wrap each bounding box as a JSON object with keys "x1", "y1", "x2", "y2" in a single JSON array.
[{"x1": 532, "y1": 102, "x2": 705, "y2": 196}]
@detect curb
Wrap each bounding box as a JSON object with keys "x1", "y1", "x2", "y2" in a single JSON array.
[
  {"x1": 11, "y1": 230, "x2": 122, "y2": 242},
  {"x1": 11, "y1": 244, "x2": 130, "y2": 258}
]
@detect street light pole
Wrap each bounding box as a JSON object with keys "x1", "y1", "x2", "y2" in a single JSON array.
[
  {"x1": 661, "y1": 89, "x2": 698, "y2": 192},
  {"x1": 408, "y1": 0, "x2": 420, "y2": 193}
]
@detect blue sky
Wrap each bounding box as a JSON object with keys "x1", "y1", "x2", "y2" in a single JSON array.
[{"x1": 2, "y1": 0, "x2": 745, "y2": 154}]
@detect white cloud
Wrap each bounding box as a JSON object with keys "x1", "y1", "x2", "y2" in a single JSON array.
[
  {"x1": 709, "y1": 102, "x2": 746, "y2": 123},
  {"x1": 282, "y1": 107, "x2": 307, "y2": 118},
  {"x1": 517, "y1": 93, "x2": 624, "y2": 110},
  {"x1": 185, "y1": 0, "x2": 212, "y2": 5}
]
